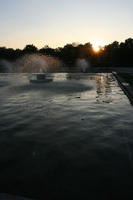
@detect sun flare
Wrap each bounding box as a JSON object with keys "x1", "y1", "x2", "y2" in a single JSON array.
[{"x1": 92, "y1": 44, "x2": 100, "y2": 52}]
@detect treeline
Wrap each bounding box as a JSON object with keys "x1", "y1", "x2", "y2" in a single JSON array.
[{"x1": 0, "y1": 38, "x2": 133, "y2": 69}]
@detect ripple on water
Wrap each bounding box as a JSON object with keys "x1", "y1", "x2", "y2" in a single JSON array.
[{"x1": 0, "y1": 73, "x2": 133, "y2": 198}]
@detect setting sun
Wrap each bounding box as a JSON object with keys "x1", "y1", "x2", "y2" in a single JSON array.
[{"x1": 92, "y1": 44, "x2": 100, "y2": 52}]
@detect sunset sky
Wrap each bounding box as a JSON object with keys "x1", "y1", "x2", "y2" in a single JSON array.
[{"x1": 0, "y1": 0, "x2": 132, "y2": 49}]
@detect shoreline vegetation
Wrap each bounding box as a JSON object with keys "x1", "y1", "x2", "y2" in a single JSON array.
[{"x1": 0, "y1": 38, "x2": 133, "y2": 72}]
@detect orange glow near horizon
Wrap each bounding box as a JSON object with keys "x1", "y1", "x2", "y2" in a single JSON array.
[{"x1": 92, "y1": 44, "x2": 100, "y2": 53}]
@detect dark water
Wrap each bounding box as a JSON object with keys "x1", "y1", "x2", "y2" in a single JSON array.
[{"x1": 0, "y1": 73, "x2": 133, "y2": 199}]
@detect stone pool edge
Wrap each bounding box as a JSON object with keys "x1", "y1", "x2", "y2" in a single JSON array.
[{"x1": 112, "y1": 72, "x2": 133, "y2": 106}]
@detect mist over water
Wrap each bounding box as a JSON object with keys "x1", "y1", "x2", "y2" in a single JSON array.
[
  {"x1": 76, "y1": 59, "x2": 90, "y2": 72},
  {"x1": 0, "y1": 60, "x2": 14, "y2": 73},
  {"x1": 18, "y1": 54, "x2": 64, "y2": 73},
  {"x1": 0, "y1": 54, "x2": 64, "y2": 73},
  {"x1": 0, "y1": 54, "x2": 91, "y2": 73}
]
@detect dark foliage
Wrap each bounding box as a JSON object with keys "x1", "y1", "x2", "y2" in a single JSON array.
[{"x1": 0, "y1": 38, "x2": 133, "y2": 72}]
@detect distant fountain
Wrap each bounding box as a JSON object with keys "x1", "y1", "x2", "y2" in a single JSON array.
[
  {"x1": 17, "y1": 54, "x2": 62, "y2": 73},
  {"x1": 76, "y1": 59, "x2": 90, "y2": 72},
  {"x1": 0, "y1": 54, "x2": 63, "y2": 73}
]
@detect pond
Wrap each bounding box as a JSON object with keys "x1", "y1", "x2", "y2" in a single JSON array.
[{"x1": 0, "y1": 73, "x2": 133, "y2": 199}]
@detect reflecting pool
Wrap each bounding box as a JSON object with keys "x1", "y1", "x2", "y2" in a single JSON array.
[{"x1": 0, "y1": 73, "x2": 133, "y2": 199}]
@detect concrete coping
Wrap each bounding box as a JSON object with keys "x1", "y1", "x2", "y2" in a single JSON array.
[{"x1": 112, "y1": 72, "x2": 133, "y2": 106}]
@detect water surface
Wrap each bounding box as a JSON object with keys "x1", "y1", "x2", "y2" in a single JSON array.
[{"x1": 0, "y1": 73, "x2": 133, "y2": 199}]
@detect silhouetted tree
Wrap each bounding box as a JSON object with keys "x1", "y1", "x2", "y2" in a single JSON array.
[
  {"x1": 0, "y1": 38, "x2": 133, "y2": 72},
  {"x1": 39, "y1": 45, "x2": 56, "y2": 56},
  {"x1": 23, "y1": 44, "x2": 38, "y2": 54}
]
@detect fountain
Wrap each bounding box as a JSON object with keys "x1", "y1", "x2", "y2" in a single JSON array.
[
  {"x1": 76, "y1": 59, "x2": 90, "y2": 72},
  {"x1": 30, "y1": 68, "x2": 52, "y2": 83},
  {"x1": 30, "y1": 73, "x2": 53, "y2": 83}
]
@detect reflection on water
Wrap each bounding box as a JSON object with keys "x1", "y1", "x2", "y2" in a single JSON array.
[
  {"x1": 0, "y1": 73, "x2": 133, "y2": 199},
  {"x1": 0, "y1": 73, "x2": 111, "y2": 100},
  {"x1": 93, "y1": 74, "x2": 113, "y2": 103}
]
